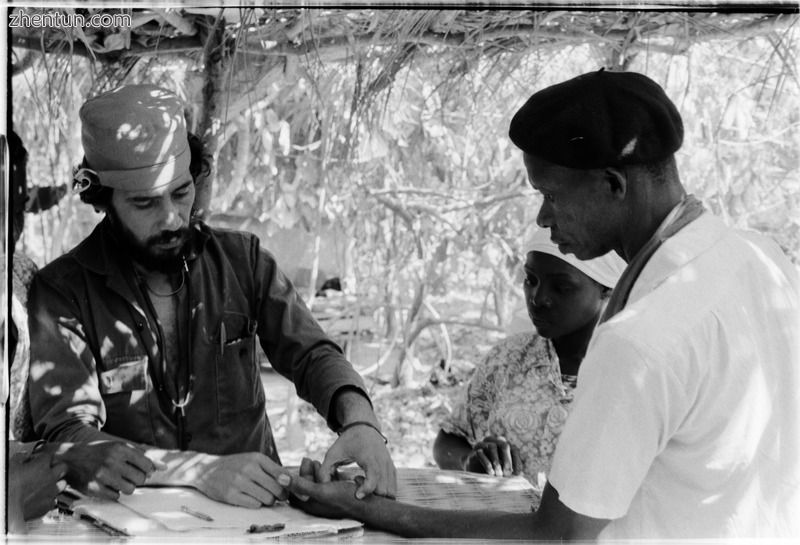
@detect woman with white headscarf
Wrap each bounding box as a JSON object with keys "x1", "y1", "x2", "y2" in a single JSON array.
[{"x1": 433, "y1": 229, "x2": 626, "y2": 486}]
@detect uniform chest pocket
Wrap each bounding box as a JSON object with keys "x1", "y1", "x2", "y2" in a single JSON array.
[
  {"x1": 211, "y1": 312, "x2": 263, "y2": 422},
  {"x1": 99, "y1": 356, "x2": 148, "y2": 395}
]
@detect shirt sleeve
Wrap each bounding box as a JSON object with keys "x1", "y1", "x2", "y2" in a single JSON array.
[
  {"x1": 27, "y1": 273, "x2": 109, "y2": 443},
  {"x1": 250, "y1": 239, "x2": 369, "y2": 429},
  {"x1": 547, "y1": 327, "x2": 690, "y2": 520}
]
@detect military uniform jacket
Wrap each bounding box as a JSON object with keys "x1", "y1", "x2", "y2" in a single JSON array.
[{"x1": 27, "y1": 218, "x2": 367, "y2": 460}]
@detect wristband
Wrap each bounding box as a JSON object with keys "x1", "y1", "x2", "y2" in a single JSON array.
[{"x1": 337, "y1": 421, "x2": 388, "y2": 444}]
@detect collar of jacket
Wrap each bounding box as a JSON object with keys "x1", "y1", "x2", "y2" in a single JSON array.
[{"x1": 71, "y1": 216, "x2": 211, "y2": 276}]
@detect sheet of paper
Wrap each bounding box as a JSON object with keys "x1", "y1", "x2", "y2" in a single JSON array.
[{"x1": 115, "y1": 486, "x2": 362, "y2": 537}]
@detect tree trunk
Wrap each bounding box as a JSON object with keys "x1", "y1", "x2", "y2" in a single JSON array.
[{"x1": 194, "y1": 14, "x2": 229, "y2": 220}]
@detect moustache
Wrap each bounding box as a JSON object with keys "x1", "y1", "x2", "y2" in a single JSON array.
[{"x1": 148, "y1": 228, "x2": 190, "y2": 246}]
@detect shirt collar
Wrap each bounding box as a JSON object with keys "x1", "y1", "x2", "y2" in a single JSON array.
[{"x1": 71, "y1": 216, "x2": 210, "y2": 276}]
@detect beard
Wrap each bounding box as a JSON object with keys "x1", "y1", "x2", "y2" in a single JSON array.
[{"x1": 106, "y1": 208, "x2": 192, "y2": 274}]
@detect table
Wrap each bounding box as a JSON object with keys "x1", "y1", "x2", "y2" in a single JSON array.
[{"x1": 16, "y1": 467, "x2": 541, "y2": 543}]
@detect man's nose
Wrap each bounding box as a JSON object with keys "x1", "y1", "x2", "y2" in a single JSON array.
[
  {"x1": 159, "y1": 201, "x2": 184, "y2": 231},
  {"x1": 536, "y1": 201, "x2": 553, "y2": 228}
]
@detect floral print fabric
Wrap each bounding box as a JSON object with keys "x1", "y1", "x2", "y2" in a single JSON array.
[
  {"x1": 9, "y1": 251, "x2": 38, "y2": 440},
  {"x1": 441, "y1": 332, "x2": 577, "y2": 483}
]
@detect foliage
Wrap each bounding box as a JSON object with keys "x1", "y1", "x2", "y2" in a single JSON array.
[{"x1": 12, "y1": 9, "x2": 799, "y2": 387}]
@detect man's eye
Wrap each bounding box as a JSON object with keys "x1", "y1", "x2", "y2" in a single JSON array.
[
  {"x1": 524, "y1": 276, "x2": 538, "y2": 287},
  {"x1": 133, "y1": 201, "x2": 154, "y2": 209}
]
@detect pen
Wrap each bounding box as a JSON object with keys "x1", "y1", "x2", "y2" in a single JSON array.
[
  {"x1": 247, "y1": 523, "x2": 285, "y2": 534},
  {"x1": 181, "y1": 505, "x2": 214, "y2": 522},
  {"x1": 78, "y1": 513, "x2": 131, "y2": 537}
]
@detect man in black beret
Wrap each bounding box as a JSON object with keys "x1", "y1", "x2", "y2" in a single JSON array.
[{"x1": 285, "y1": 69, "x2": 800, "y2": 540}]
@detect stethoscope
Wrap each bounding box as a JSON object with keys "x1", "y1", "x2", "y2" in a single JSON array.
[{"x1": 135, "y1": 256, "x2": 195, "y2": 449}]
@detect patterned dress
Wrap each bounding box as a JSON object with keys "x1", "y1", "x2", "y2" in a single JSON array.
[
  {"x1": 440, "y1": 332, "x2": 577, "y2": 484},
  {"x1": 9, "y1": 251, "x2": 38, "y2": 441}
]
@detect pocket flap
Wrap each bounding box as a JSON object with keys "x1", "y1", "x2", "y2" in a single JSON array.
[{"x1": 99, "y1": 357, "x2": 148, "y2": 394}]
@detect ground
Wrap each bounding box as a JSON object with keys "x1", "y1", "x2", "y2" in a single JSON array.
[{"x1": 266, "y1": 323, "x2": 505, "y2": 469}]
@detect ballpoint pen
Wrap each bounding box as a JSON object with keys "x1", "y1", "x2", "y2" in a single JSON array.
[{"x1": 77, "y1": 513, "x2": 131, "y2": 537}]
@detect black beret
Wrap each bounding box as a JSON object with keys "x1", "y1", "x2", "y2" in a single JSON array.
[{"x1": 509, "y1": 69, "x2": 683, "y2": 169}]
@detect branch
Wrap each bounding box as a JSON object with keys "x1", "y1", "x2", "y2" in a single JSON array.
[
  {"x1": 410, "y1": 317, "x2": 505, "y2": 340},
  {"x1": 12, "y1": 34, "x2": 203, "y2": 60},
  {"x1": 372, "y1": 194, "x2": 415, "y2": 229}
]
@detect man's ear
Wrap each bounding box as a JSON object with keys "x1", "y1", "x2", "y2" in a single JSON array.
[{"x1": 603, "y1": 167, "x2": 627, "y2": 200}]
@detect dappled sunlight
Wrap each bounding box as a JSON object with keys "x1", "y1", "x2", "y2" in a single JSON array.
[
  {"x1": 664, "y1": 261, "x2": 701, "y2": 285},
  {"x1": 164, "y1": 451, "x2": 211, "y2": 481},
  {"x1": 745, "y1": 238, "x2": 800, "y2": 310},
  {"x1": 397, "y1": 467, "x2": 539, "y2": 512},
  {"x1": 44, "y1": 384, "x2": 62, "y2": 396},
  {"x1": 99, "y1": 335, "x2": 116, "y2": 360},
  {"x1": 29, "y1": 360, "x2": 54, "y2": 382},
  {"x1": 72, "y1": 383, "x2": 100, "y2": 402},
  {"x1": 100, "y1": 337, "x2": 114, "y2": 358}
]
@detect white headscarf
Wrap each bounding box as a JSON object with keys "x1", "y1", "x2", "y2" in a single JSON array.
[{"x1": 525, "y1": 229, "x2": 627, "y2": 289}]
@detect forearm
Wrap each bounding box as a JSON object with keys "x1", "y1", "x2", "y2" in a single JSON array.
[
  {"x1": 432, "y1": 430, "x2": 472, "y2": 470},
  {"x1": 45, "y1": 420, "x2": 112, "y2": 444},
  {"x1": 331, "y1": 387, "x2": 379, "y2": 429},
  {"x1": 56, "y1": 436, "x2": 224, "y2": 491},
  {"x1": 353, "y1": 496, "x2": 538, "y2": 539}
]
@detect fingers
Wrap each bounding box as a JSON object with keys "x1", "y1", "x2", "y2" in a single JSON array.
[
  {"x1": 484, "y1": 441, "x2": 503, "y2": 476},
  {"x1": 299, "y1": 457, "x2": 316, "y2": 479},
  {"x1": 287, "y1": 473, "x2": 317, "y2": 501},
  {"x1": 475, "y1": 437, "x2": 518, "y2": 477},
  {"x1": 196, "y1": 453, "x2": 294, "y2": 508},
  {"x1": 19, "y1": 457, "x2": 70, "y2": 520},
  {"x1": 510, "y1": 445, "x2": 522, "y2": 476},
  {"x1": 85, "y1": 478, "x2": 124, "y2": 501},
  {"x1": 498, "y1": 440, "x2": 514, "y2": 477},
  {"x1": 233, "y1": 477, "x2": 283, "y2": 507},
  {"x1": 318, "y1": 444, "x2": 351, "y2": 484},
  {"x1": 474, "y1": 448, "x2": 494, "y2": 475},
  {"x1": 118, "y1": 444, "x2": 160, "y2": 477},
  {"x1": 244, "y1": 468, "x2": 288, "y2": 504},
  {"x1": 355, "y1": 456, "x2": 397, "y2": 499}
]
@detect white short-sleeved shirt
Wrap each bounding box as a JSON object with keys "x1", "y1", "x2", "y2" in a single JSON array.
[{"x1": 548, "y1": 213, "x2": 800, "y2": 539}]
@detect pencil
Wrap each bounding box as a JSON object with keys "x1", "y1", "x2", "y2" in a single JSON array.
[{"x1": 180, "y1": 505, "x2": 214, "y2": 522}]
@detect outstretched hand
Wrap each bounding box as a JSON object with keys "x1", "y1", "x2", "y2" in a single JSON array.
[
  {"x1": 287, "y1": 457, "x2": 366, "y2": 520},
  {"x1": 463, "y1": 435, "x2": 522, "y2": 477},
  {"x1": 318, "y1": 424, "x2": 397, "y2": 499}
]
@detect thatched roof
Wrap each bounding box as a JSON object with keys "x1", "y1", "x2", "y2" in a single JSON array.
[
  {"x1": 11, "y1": 5, "x2": 798, "y2": 243},
  {"x1": 12, "y1": 7, "x2": 797, "y2": 69}
]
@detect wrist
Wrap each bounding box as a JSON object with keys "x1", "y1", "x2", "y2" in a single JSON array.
[
  {"x1": 337, "y1": 421, "x2": 388, "y2": 444},
  {"x1": 332, "y1": 387, "x2": 376, "y2": 428}
]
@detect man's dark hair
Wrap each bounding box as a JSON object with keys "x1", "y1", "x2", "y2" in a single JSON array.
[
  {"x1": 77, "y1": 132, "x2": 211, "y2": 208},
  {"x1": 9, "y1": 130, "x2": 28, "y2": 247}
]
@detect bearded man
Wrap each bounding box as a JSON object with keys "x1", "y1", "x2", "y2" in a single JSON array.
[{"x1": 26, "y1": 85, "x2": 396, "y2": 507}]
